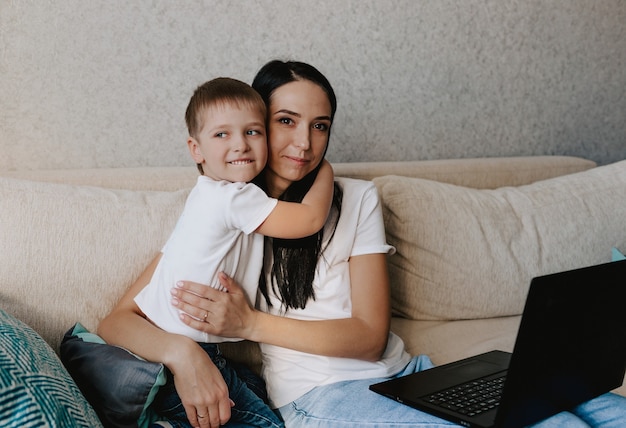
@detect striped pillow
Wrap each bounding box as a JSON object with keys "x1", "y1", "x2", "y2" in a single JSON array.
[{"x1": 0, "y1": 309, "x2": 102, "y2": 427}]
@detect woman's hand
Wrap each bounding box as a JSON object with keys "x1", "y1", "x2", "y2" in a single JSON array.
[
  {"x1": 169, "y1": 341, "x2": 234, "y2": 428},
  {"x1": 172, "y1": 272, "x2": 257, "y2": 339}
]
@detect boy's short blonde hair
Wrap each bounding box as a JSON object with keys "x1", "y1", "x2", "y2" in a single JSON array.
[{"x1": 185, "y1": 77, "x2": 267, "y2": 139}]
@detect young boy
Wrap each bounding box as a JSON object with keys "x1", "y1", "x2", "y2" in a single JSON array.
[{"x1": 134, "y1": 77, "x2": 333, "y2": 427}]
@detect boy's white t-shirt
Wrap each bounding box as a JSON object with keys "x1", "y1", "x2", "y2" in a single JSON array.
[
  {"x1": 259, "y1": 177, "x2": 411, "y2": 408},
  {"x1": 134, "y1": 175, "x2": 277, "y2": 343}
]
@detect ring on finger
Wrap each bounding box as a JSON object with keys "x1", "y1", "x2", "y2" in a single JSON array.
[
  {"x1": 203, "y1": 311, "x2": 208, "y2": 322},
  {"x1": 198, "y1": 413, "x2": 207, "y2": 419}
]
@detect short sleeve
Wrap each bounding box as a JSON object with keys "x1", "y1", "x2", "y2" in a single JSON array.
[
  {"x1": 349, "y1": 181, "x2": 396, "y2": 257},
  {"x1": 226, "y1": 182, "x2": 278, "y2": 234}
]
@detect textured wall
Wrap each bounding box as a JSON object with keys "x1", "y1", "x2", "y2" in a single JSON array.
[{"x1": 1, "y1": 0, "x2": 625, "y2": 171}]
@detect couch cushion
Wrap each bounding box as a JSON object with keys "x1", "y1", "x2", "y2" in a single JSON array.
[
  {"x1": 0, "y1": 177, "x2": 189, "y2": 352},
  {"x1": 0, "y1": 309, "x2": 103, "y2": 427},
  {"x1": 374, "y1": 160, "x2": 626, "y2": 320}
]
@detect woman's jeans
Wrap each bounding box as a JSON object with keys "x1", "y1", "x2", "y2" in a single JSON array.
[
  {"x1": 277, "y1": 355, "x2": 626, "y2": 427},
  {"x1": 153, "y1": 343, "x2": 283, "y2": 428}
]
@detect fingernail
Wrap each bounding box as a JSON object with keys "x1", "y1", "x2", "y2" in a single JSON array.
[
  {"x1": 176, "y1": 281, "x2": 184, "y2": 287},
  {"x1": 171, "y1": 297, "x2": 179, "y2": 306}
]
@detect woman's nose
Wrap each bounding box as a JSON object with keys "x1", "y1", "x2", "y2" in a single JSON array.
[{"x1": 293, "y1": 127, "x2": 311, "y2": 150}]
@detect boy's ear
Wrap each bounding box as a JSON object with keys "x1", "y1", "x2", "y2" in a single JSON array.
[{"x1": 187, "y1": 137, "x2": 205, "y2": 164}]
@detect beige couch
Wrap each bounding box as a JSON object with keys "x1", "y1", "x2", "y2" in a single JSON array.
[{"x1": 1, "y1": 155, "x2": 625, "y2": 412}]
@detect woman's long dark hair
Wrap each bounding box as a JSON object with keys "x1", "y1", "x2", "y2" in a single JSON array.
[{"x1": 252, "y1": 60, "x2": 343, "y2": 310}]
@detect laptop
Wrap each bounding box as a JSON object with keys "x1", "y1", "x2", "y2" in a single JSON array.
[{"x1": 370, "y1": 260, "x2": 626, "y2": 428}]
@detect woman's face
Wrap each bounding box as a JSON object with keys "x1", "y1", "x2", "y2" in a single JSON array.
[{"x1": 264, "y1": 79, "x2": 332, "y2": 198}]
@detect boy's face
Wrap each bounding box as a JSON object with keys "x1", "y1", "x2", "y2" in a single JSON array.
[{"x1": 188, "y1": 103, "x2": 267, "y2": 183}]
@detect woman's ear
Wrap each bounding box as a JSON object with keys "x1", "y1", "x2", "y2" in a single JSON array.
[{"x1": 187, "y1": 137, "x2": 205, "y2": 164}]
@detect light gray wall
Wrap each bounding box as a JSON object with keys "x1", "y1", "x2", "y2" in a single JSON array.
[{"x1": 1, "y1": 0, "x2": 625, "y2": 171}]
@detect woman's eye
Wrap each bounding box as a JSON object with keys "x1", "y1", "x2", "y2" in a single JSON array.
[
  {"x1": 313, "y1": 123, "x2": 329, "y2": 131},
  {"x1": 278, "y1": 117, "x2": 294, "y2": 125}
]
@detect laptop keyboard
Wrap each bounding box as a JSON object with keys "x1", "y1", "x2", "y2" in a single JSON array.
[{"x1": 421, "y1": 374, "x2": 506, "y2": 417}]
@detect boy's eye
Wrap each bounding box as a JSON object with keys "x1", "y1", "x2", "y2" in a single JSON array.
[
  {"x1": 247, "y1": 129, "x2": 261, "y2": 136},
  {"x1": 215, "y1": 132, "x2": 227, "y2": 138}
]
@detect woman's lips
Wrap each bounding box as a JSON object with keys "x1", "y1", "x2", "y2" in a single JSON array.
[{"x1": 284, "y1": 156, "x2": 310, "y2": 166}]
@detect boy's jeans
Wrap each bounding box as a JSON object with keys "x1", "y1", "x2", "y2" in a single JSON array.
[{"x1": 153, "y1": 343, "x2": 283, "y2": 428}]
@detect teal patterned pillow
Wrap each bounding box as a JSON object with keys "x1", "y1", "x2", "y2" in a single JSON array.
[
  {"x1": 612, "y1": 247, "x2": 626, "y2": 261},
  {"x1": 0, "y1": 308, "x2": 102, "y2": 427}
]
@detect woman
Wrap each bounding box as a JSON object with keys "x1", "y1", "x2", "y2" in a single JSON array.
[
  {"x1": 99, "y1": 59, "x2": 447, "y2": 428},
  {"x1": 170, "y1": 60, "x2": 626, "y2": 427},
  {"x1": 101, "y1": 60, "x2": 626, "y2": 427}
]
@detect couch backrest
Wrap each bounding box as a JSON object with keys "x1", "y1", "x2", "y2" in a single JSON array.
[
  {"x1": 333, "y1": 156, "x2": 596, "y2": 187},
  {"x1": 0, "y1": 156, "x2": 599, "y2": 353}
]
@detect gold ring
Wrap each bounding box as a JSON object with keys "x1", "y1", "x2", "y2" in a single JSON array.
[
  {"x1": 198, "y1": 414, "x2": 207, "y2": 419},
  {"x1": 203, "y1": 311, "x2": 208, "y2": 322}
]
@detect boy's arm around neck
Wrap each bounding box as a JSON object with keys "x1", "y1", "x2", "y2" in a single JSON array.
[{"x1": 255, "y1": 159, "x2": 334, "y2": 239}]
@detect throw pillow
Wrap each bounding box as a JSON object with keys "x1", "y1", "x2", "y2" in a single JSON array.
[
  {"x1": 60, "y1": 323, "x2": 167, "y2": 428},
  {"x1": 0, "y1": 309, "x2": 102, "y2": 427},
  {"x1": 373, "y1": 160, "x2": 626, "y2": 320}
]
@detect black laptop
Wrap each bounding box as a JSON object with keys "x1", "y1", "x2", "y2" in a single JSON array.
[{"x1": 370, "y1": 260, "x2": 626, "y2": 428}]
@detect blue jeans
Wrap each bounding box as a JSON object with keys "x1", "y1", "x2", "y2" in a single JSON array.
[
  {"x1": 154, "y1": 343, "x2": 283, "y2": 428},
  {"x1": 530, "y1": 393, "x2": 626, "y2": 428},
  {"x1": 277, "y1": 355, "x2": 626, "y2": 427}
]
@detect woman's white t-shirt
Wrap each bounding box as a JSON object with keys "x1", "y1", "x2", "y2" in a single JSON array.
[{"x1": 259, "y1": 177, "x2": 411, "y2": 408}]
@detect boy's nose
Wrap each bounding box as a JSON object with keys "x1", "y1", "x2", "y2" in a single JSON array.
[{"x1": 233, "y1": 134, "x2": 251, "y2": 151}]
